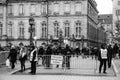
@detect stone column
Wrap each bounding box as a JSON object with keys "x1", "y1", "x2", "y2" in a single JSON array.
[{"x1": 3, "y1": 3, "x2": 7, "y2": 36}]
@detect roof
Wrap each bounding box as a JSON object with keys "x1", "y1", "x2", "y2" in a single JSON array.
[{"x1": 98, "y1": 14, "x2": 113, "y2": 24}]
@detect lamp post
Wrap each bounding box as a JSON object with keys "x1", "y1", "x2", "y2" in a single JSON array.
[
  {"x1": 72, "y1": 34, "x2": 75, "y2": 48},
  {"x1": 49, "y1": 35, "x2": 53, "y2": 44},
  {"x1": 81, "y1": 35, "x2": 84, "y2": 49},
  {"x1": 29, "y1": 16, "x2": 35, "y2": 47},
  {"x1": 59, "y1": 29, "x2": 63, "y2": 47}
]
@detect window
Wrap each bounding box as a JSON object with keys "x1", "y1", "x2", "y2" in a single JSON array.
[
  {"x1": 41, "y1": 3, "x2": 47, "y2": 15},
  {"x1": 19, "y1": 21, "x2": 24, "y2": 39},
  {"x1": 118, "y1": 1, "x2": 120, "y2": 5},
  {"x1": 64, "y1": 21, "x2": 70, "y2": 37},
  {"x1": 54, "y1": 21, "x2": 59, "y2": 38},
  {"x1": 19, "y1": 4, "x2": 24, "y2": 15},
  {"x1": 8, "y1": 22, "x2": 13, "y2": 38},
  {"x1": 41, "y1": 21, "x2": 47, "y2": 38},
  {"x1": 75, "y1": 3, "x2": 82, "y2": 14},
  {"x1": 75, "y1": 21, "x2": 81, "y2": 38},
  {"x1": 64, "y1": 3, "x2": 70, "y2": 14},
  {"x1": 0, "y1": 6, "x2": 3, "y2": 15},
  {"x1": 0, "y1": 22, "x2": 2, "y2": 38},
  {"x1": 30, "y1": 4, "x2": 36, "y2": 15},
  {"x1": 116, "y1": 9, "x2": 120, "y2": 15},
  {"x1": 53, "y1": 3, "x2": 59, "y2": 14},
  {"x1": 8, "y1": 5, "x2": 13, "y2": 15}
]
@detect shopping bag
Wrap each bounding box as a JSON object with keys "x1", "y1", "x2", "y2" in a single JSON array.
[
  {"x1": 6, "y1": 59, "x2": 10, "y2": 67},
  {"x1": 38, "y1": 58, "x2": 42, "y2": 65}
]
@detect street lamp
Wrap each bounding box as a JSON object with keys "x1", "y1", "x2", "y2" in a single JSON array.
[
  {"x1": 29, "y1": 16, "x2": 35, "y2": 47},
  {"x1": 59, "y1": 29, "x2": 63, "y2": 47},
  {"x1": 49, "y1": 35, "x2": 53, "y2": 44},
  {"x1": 81, "y1": 35, "x2": 84, "y2": 49},
  {"x1": 72, "y1": 34, "x2": 75, "y2": 48}
]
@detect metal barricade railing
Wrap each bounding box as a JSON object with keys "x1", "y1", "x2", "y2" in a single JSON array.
[
  {"x1": 37, "y1": 55, "x2": 98, "y2": 73},
  {"x1": 0, "y1": 51, "x2": 9, "y2": 65}
]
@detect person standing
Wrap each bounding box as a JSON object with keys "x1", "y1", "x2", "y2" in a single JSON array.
[
  {"x1": 29, "y1": 46, "x2": 38, "y2": 75},
  {"x1": 98, "y1": 44, "x2": 108, "y2": 74},
  {"x1": 19, "y1": 47, "x2": 27, "y2": 72},
  {"x1": 107, "y1": 44, "x2": 113, "y2": 68},
  {"x1": 8, "y1": 45, "x2": 17, "y2": 69},
  {"x1": 45, "y1": 45, "x2": 52, "y2": 68},
  {"x1": 113, "y1": 44, "x2": 119, "y2": 58},
  {"x1": 64, "y1": 45, "x2": 71, "y2": 69}
]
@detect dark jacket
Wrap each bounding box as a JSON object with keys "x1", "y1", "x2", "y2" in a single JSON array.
[
  {"x1": 8, "y1": 48, "x2": 17, "y2": 62},
  {"x1": 107, "y1": 45, "x2": 113, "y2": 58},
  {"x1": 46, "y1": 46, "x2": 52, "y2": 55}
]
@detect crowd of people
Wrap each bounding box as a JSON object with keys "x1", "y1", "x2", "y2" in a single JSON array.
[{"x1": 5, "y1": 42, "x2": 120, "y2": 75}]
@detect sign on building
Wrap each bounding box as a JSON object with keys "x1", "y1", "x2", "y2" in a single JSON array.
[{"x1": 51, "y1": 55, "x2": 63, "y2": 65}]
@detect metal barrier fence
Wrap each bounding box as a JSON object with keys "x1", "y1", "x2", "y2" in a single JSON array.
[
  {"x1": 37, "y1": 55, "x2": 98, "y2": 73},
  {"x1": 0, "y1": 51, "x2": 9, "y2": 65}
]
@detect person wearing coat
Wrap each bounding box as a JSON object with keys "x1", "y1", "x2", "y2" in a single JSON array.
[
  {"x1": 64, "y1": 44, "x2": 71, "y2": 69},
  {"x1": 19, "y1": 47, "x2": 27, "y2": 72},
  {"x1": 29, "y1": 46, "x2": 38, "y2": 74},
  {"x1": 107, "y1": 44, "x2": 113, "y2": 68},
  {"x1": 8, "y1": 45, "x2": 17, "y2": 69},
  {"x1": 45, "y1": 45, "x2": 52, "y2": 68},
  {"x1": 98, "y1": 44, "x2": 108, "y2": 74}
]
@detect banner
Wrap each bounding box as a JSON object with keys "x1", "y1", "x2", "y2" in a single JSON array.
[{"x1": 51, "y1": 55, "x2": 63, "y2": 65}]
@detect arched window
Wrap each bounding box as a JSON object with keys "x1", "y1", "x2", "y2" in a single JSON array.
[
  {"x1": 41, "y1": 21, "x2": 47, "y2": 38},
  {"x1": 64, "y1": 20, "x2": 70, "y2": 37},
  {"x1": 0, "y1": 22, "x2": 2, "y2": 38},
  {"x1": 54, "y1": 21, "x2": 59, "y2": 38},
  {"x1": 19, "y1": 21, "x2": 24, "y2": 39},
  {"x1": 8, "y1": 21, "x2": 13, "y2": 38},
  {"x1": 75, "y1": 20, "x2": 81, "y2": 38}
]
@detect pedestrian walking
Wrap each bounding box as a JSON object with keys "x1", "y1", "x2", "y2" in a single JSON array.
[
  {"x1": 113, "y1": 44, "x2": 119, "y2": 58},
  {"x1": 98, "y1": 44, "x2": 108, "y2": 74},
  {"x1": 45, "y1": 45, "x2": 52, "y2": 68},
  {"x1": 74, "y1": 46, "x2": 80, "y2": 58},
  {"x1": 107, "y1": 44, "x2": 113, "y2": 68},
  {"x1": 7, "y1": 45, "x2": 17, "y2": 69},
  {"x1": 29, "y1": 46, "x2": 38, "y2": 75},
  {"x1": 64, "y1": 44, "x2": 71, "y2": 69},
  {"x1": 19, "y1": 47, "x2": 27, "y2": 72}
]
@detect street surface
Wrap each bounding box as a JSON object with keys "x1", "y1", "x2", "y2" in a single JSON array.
[{"x1": 0, "y1": 56, "x2": 120, "y2": 80}]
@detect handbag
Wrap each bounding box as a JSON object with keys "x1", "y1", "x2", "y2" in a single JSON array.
[{"x1": 6, "y1": 59, "x2": 10, "y2": 67}]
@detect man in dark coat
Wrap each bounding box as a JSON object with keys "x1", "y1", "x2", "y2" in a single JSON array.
[
  {"x1": 107, "y1": 44, "x2": 113, "y2": 68},
  {"x1": 45, "y1": 45, "x2": 52, "y2": 68},
  {"x1": 8, "y1": 45, "x2": 17, "y2": 69},
  {"x1": 113, "y1": 44, "x2": 119, "y2": 58},
  {"x1": 64, "y1": 45, "x2": 71, "y2": 69}
]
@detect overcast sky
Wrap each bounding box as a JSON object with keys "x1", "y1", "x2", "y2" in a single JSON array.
[{"x1": 95, "y1": 0, "x2": 113, "y2": 14}]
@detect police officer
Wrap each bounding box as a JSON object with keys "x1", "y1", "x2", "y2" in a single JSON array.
[{"x1": 29, "y1": 46, "x2": 38, "y2": 74}]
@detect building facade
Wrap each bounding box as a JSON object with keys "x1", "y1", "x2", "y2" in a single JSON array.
[
  {"x1": 0, "y1": 0, "x2": 103, "y2": 48},
  {"x1": 98, "y1": 14, "x2": 113, "y2": 45}
]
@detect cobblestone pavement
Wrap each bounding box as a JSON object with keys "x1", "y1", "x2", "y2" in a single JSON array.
[{"x1": 0, "y1": 56, "x2": 120, "y2": 80}]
